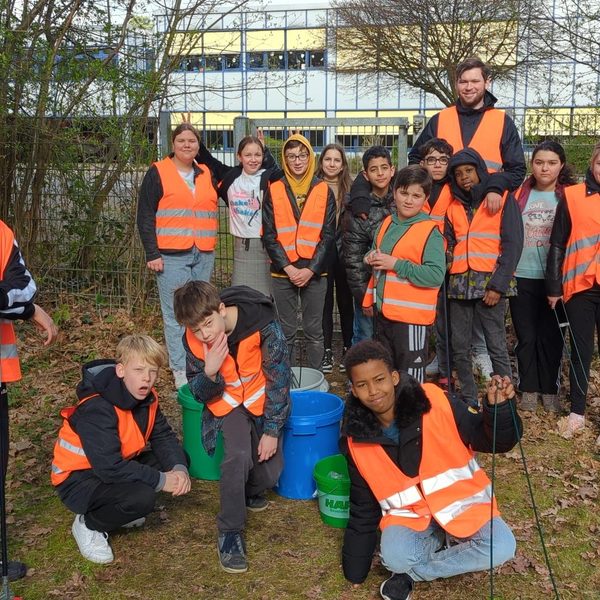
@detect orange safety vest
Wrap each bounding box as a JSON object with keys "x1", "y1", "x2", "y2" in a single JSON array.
[
  {"x1": 154, "y1": 157, "x2": 218, "y2": 252},
  {"x1": 562, "y1": 183, "x2": 600, "y2": 303},
  {"x1": 185, "y1": 329, "x2": 266, "y2": 418},
  {"x1": 362, "y1": 216, "x2": 440, "y2": 325},
  {"x1": 437, "y1": 106, "x2": 505, "y2": 173},
  {"x1": 51, "y1": 392, "x2": 159, "y2": 486},
  {"x1": 446, "y1": 191, "x2": 508, "y2": 274},
  {"x1": 348, "y1": 383, "x2": 499, "y2": 537},
  {"x1": 270, "y1": 179, "x2": 329, "y2": 262},
  {"x1": 0, "y1": 220, "x2": 22, "y2": 383},
  {"x1": 423, "y1": 183, "x2": 453, "y2": 233}
]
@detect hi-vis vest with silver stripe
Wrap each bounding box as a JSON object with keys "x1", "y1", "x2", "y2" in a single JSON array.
[
  {"x1": 270, "y1": 179, "x2": 329, "y2": 262},
  {"x1": 362, "y1": 216, "x2": 440, "y2": 325},
  {"x1": 437, "y1": 106, "x2": 505, "y2": 173},
  {"x1": 154, "y1": 157, "x2": 218, "y2": 252},
  {"x1": 347, "y1": 383, "x2": 499, "y2": 537},
  {"x1": 562, "y1": 182, "x2": 600, "y2": 303},
  {"x1": 51, "y1": 392, "x2": 158, "y2": 486},
  {"x1": 446, "y1": 191, "x2": 508, "y2": 274},
  {"x1": 185, "y1": 329, "x2": 266, "y2": 418},
  {"x1": 423, "y1": 183, "x2": 453, "y2": 233},
  {"x1": 0, "y1": 220, "x2": 22, "y2": 383}
]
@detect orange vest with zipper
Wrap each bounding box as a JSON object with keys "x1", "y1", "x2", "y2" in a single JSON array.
[
  {"x1": 347, "y1": 383, "x2": 499, "y2": 537},
  {"x1": 154, "y1": 157, "x2": 218, "y2": 251},
  {"x1": 270, "y1": 179, "x2": 329, "y2": 262},
  {"x1": 185, "y1": 329, "x2": 266, "y2": 418},
  {"x1": 446, "y1": 192, "x2": 508, "y2": 274},
  {"x1": 437, "y1": 107, "x2": 505, "y2": 173},
  {"x1": 362, "y1": 217, "x2": 439, "y2": 325},
  {"x1": 51, "y1": 392, "x2": 159, "y2": 486},
  {"x1": 423, "y1": 183, "x2": 453, "y2": 233},
  {"x1": 562, "y1": 183, "x2": 600, "y2": 303},
  {"x1": 0, "y1": 220, "x2": 22, "y2": 383}
]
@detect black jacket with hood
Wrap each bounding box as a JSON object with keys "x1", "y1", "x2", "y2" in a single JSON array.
[
  {"x1": 545, "y1": 169, "x2": 600, "y2": 297},
  {"x1": 408, "y1": 91, "x2": 526, "y2": 195},
  {"x1": 444, "y1": 148, "x2": 523, "y2": 296},
  {"x1": 55, "y1": 361, "x2": 187, "y2": 514},
  {"x1": 340, "y1": 374, "x2": 522, "y2": 584}
]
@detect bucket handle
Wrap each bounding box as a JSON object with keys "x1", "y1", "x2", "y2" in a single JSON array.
[{"x1": 312, "y1": 480, "x2": 349, "y2": 498}]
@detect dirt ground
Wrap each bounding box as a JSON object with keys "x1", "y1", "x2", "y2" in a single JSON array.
[{"x1": 5, "y1": 307, "x2": 600, "y2": 599}]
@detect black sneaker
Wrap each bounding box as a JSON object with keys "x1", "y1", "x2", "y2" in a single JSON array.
[
  {"x1": 0, "y1": 560, "x2": 27, "y2": 581},
  {"x1": 339, "y1": 347, "x2": 348, "y2": 372},
  {"x1": 217, "y1": 531, "x2": 248, "y2": 573},
  {"x1": 246, "y1": 494, "x2": 269, "y2": 512},
  {"x1": 380, "y1": 573, "x2": 413, "y2": 600},
  {"x1": 321, "y1": 349, "x2": 333, "y2": 373}
]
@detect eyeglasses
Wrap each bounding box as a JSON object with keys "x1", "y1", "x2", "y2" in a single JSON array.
[
  {"x1": 285, "y1": 152, "x2": 310, "y2": 163},
  {"x1": 424, "y1": 156, "x2": 450, "y2": 166}
]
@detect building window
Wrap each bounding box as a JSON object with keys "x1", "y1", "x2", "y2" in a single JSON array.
[
  {"x1": 204, "y1": 55, "x2": 221, "y2": 71},
  {"x1": 247, "y1": 52, "x2": 266, "y2": 69},
  {"x1": 204, "y1": 130, "x2": 233, "y2": 151},
  {"x1": 268, "y1": 51, "x2": 285, "y2": 70},
  {"x1": 309, "y1": 51, "x2": 325, "y2": 68},
  {"x1": 178, "y1": 55, "x2": 202, "y2": 72},
  {"x1": 287, "y1": 51, "x2": 306, "y2": 70},
  {"x1": 223, "y1": 54, "x2": 241, "y2": 70}
]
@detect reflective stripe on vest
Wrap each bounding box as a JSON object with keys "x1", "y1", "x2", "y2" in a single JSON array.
[
  {"x1": 562, "y1": 183, "x2": 600, "y2": 302},
  {"x1": 51, "y1": 391, "x2": 159, "y2": 486},
  {"x1": 447, "y1": 192, "x2": 508, "y2": 274},
  {"x1": 437, "y1": 107, "x2": 505, "y2": 173},
  {"x1": 348, "y1": 383, "x2": 499, "y2": 537},
  {"x1": 270, "y1": 180, "x2": 329, "y2": 262},
  {"x1": 154, "y1": 158, "x2": 218, "y2": 252},
  {"x1": 0, "y1": 221, "x2": 21, "y2": 382},
  {"x1": 423, "y1": 183, "x2": 453, "y2": 233},
  {"x1": 185, "y1": 328, "x2": 267, "y2": 418},
  {"x1": 362, "y1": 216, "x2": 440, "y2": 325}
]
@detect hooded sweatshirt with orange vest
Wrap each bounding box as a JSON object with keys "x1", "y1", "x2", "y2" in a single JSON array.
[
  {"x1": 52, "y1": 360, "x2": 187, "y2": 515},
  {"x1": 0, "y1": 219, "x2": 38, "y2": 383},
  {"x1": 340, "y1": 374, "x2": 522, "y2": 584},
  {"x1": 445, "y1": 148, "x2": 523, "y2": 299},
  {"x1": 408, "y1": 90, "x2": 525, "y2": 195},
  {"x1": 182, "y1": 286, "x2": 291, "y2": 456}
]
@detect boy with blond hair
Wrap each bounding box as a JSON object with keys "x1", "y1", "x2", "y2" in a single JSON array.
[{"x1": 51, "y1": 335, "x2": 190, "y2": 564}]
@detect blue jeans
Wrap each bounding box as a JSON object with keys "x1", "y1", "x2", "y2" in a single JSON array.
[
  {"x1": 156, "y1": 247, "x2": 214, "y2": 372},
  {"x1": 352, "y1": 298, "x2": 373, "y2": 345},
  {"x1": 380, "y1": 517, "x2": 515, "y2": 582}
]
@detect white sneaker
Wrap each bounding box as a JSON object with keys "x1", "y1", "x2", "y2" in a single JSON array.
[
  {"x1": 473, "y1": 353, "x2": 493, "y2": 381},
  {"x1": 71, "y1": 515, "x2": 114, "y2": 564},
  {"x1": 173, "y1": 370, "x2": 188, "y2": 389},
  {"x1": 425, "y1": 356, "x2": 440, "y2": 376}
]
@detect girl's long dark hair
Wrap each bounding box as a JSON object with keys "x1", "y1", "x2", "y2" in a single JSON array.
[
  {"x1": 316, "y1": 143, "x2": 352, "y2": 202},
  {"x1": 531, "y1": 140, "x2": 576, "y2": 188}
]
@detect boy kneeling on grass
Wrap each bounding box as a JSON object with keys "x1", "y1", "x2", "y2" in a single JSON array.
[
  {"x1": 341, "y1": 340, "x2": 522, "y2": 600},
  {"x1": 173, "y1": 281, "x2": 290, "y2": 574},
  {"x1": 51, "y1": 335, "x2": 191, "y2": 564}
]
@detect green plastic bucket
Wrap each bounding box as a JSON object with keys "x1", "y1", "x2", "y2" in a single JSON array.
[
  {"x1": 177, "y1": 383, "x2": 224, "y2": 480},
  {"x1": 313, "y1": 454, "x2": 351, "y2": 528}
]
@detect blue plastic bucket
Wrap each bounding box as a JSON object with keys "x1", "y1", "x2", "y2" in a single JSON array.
[{"x1": 275, "y1": 391, "x2": 345, "y2": 500}]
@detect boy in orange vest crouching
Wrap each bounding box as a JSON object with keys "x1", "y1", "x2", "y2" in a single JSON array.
[
  {"x1": 51, "y1": 335, "x2": 191, "y2": 564},
  {"x1": 445, "y1": 148, "x2": 523, "y2": 406},
  {"x1": 341, "y1": 340, "x2": 521, "y2": 599},
  {"x1": 363, "y1": 166, "x2": 446, "y2": 383},
  {"x1": 173, "y1": 281, "x2": 290, "y2": 574}
]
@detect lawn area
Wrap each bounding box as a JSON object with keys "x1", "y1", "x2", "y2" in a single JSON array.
[{"x1": 5, "y1": 307, "x2": 600, "y2": 599}]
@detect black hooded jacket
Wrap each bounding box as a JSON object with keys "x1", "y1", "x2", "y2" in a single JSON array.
[
  {"x1": 444, "y1": 148, "x2": 523, "y2": 295},
  {"x1": 545, "y1": 169, "x2": 600, "y2": 296},
  {"x1": 55, "y1": 361, "x2": 187, "y2": 514},
  {"x1": 408, "y1": 90, "x2": 526, "y2": 195},
  {"x1": 340, "y1": 374, "x2": 522, "y2": 584}
]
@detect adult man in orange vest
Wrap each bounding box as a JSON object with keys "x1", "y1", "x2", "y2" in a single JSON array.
[
  {"x1": 0, "y1": 219, "x2": 58, "y2": 580},
  {"x1": 341, "y1": 340, "x2": 521, "y2": 600},
  {"x1": 409, "y1": 57, "x2": 526, "y2": 381}
]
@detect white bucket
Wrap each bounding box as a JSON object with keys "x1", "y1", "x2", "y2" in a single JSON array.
[{"x1": 291, "y1": 366, "x2": 329, "y2": 392}]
